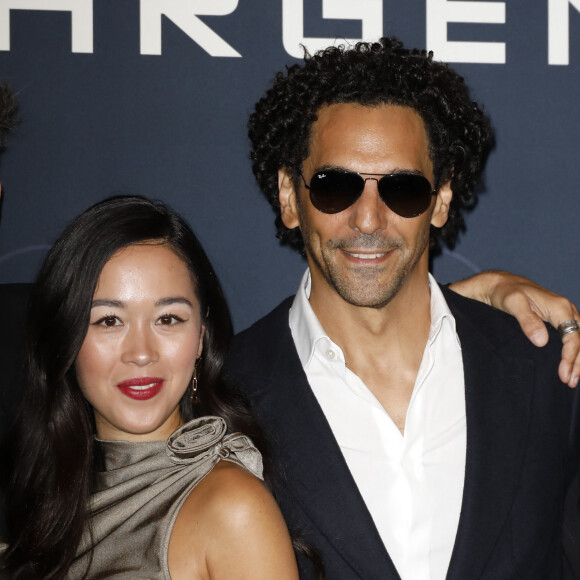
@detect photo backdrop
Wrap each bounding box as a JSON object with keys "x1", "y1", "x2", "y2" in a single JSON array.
[{"x1": 0, "y1": 0, "x2": 578, "y2": 332}]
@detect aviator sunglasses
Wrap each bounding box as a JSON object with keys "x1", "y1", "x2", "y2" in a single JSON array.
[{"x1": 300, "y1": 169, "x2": 437, "y2": 218}]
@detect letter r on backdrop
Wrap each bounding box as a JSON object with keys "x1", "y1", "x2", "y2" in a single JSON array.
[
  {"x1": 140, "y1": 0, "x2": 241, "y2": 57},
  {"x1": 0, "y1": 0, "x2": 93, "y2": 52},
  {"x1": 282, "y1": 0, "x2": 383, "y2": 59}
]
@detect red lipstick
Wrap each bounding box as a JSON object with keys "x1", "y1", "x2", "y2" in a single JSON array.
[{"x1": 116, "y1": 377, "x2": 164, "y2": 401}]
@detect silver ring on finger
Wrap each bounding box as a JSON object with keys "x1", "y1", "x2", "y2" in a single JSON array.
[{"x1": 558, "y1": 319, "x2": 580, "y2": 338}]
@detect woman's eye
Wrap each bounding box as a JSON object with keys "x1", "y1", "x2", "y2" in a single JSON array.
[
  {"x1": 94, "y1": 315, "x2": 121, "y2": 327},
  {"x1": 157, "y1": 314, "x2": 185, "y2": 325}
]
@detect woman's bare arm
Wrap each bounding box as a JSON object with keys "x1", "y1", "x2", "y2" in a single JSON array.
[{"x1": 169, "y1": 461, "x2": 299, "y2": 580}]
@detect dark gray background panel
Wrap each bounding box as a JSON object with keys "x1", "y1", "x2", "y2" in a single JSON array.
[{"x1": 0, "y1": 1, "x2": 578, "y2": 332}]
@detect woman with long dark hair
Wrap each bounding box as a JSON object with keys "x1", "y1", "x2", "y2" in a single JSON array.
[{"x1": 0, "y1": 195, "x2": 299, "y2": 579}]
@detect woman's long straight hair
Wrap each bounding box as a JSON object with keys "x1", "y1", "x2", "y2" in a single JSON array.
[{"x1": 0, "y1": 195, "x2": 242, "y2": 579}]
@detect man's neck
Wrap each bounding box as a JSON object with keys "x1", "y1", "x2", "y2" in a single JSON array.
[{"x1": 308, "y1": 269, "x2": 432, "y2": 433}]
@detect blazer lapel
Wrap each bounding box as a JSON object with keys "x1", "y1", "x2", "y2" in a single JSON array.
[
  {"x1": 243, "y1": 303, "x2": 400, "y2": 579},
  {"x1": 445, "y1": 297, "x2": 535, "y2": 579}
]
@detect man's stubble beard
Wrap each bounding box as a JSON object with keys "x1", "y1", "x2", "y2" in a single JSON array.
[{"x1": 300, "y1": 218, "x2": 431, "y2": 310}]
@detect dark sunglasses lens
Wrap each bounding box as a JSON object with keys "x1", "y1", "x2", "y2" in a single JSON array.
[
  {"x1": 378, "y1": 174, "x2": 433, "y2": 218},
  {"x1": 308, "y1": 171, "x2": 363, "y2": 214}
]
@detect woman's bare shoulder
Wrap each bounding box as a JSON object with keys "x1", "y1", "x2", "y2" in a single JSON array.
[{"x1": 168, "y1": 461, "x2": 298, "y2": 580}]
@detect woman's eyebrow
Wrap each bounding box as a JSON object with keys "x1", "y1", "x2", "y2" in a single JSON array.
[
  {"x1": 91, "y1": 299, "x2": 123, "y2": 309},
  {"x1": 155, "y1": 297, "x2": 194, "y2": 308},
  {"x1": 90, "y1": 297, "x2": 194, "y2": 308}
]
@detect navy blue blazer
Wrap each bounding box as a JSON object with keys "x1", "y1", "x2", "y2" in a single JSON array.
[{"x1": 227, "y1": 287, "x2": 579, "y2": 579}]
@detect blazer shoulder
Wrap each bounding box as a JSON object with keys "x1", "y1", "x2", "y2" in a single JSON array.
[
  {"x1": 229, "y1": 296, "x2": 295, "y2": 373},
  {"x1": 441, "y1": 283, "x2": 520, "y2": 331},
  {"x1": 440, "y1": 283, "x2": 562, "y2": 362}
]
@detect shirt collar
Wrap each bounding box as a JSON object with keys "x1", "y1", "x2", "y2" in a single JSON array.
[
  {"x1": 428, "y1": 273, "x2": 461, "y2": 348},
  {"x1": 289, "y1": 269, "x2": 329, "y2": 369},
  {"x1": 289, "y1": 269, "x2": 460, "y2": 370}
]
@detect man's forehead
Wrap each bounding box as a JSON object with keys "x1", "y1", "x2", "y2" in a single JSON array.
[
  {"x1": 306, "y1": 102, "x2": 432, "y2": 174},
  {"x1": 313, "y1": 102, "x2": 424, "y2": 131}
]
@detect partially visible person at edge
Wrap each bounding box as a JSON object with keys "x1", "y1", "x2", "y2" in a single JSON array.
[
  {"x1": 226, "y1": 37, "x2": 580, "y2": 579},
  {"x1": 0, "y1": 196, "x2": 302, "y2": 579},
  {"x1": 0, "y1": 84, "x2": 21, "y2": 449},
  {"x1": 0, "y1": 83, "x2": 17, "y2": 201}
]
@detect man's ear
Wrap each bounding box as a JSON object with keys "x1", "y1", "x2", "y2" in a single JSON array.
[
  {"x1": 431, "y1": 179, "x2": 453, "y2": 228},
  {"x1": 278, "y1": 169, "x2": 300, "y2": 229}
]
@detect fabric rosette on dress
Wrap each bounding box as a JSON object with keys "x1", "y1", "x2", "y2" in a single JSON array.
[{"x1": 167, "y1": 416, "x2": 263, "y2": 474}]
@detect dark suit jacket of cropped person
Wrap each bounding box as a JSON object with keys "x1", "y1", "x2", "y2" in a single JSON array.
[
  {"x1": 0, "y1": 283, "x2": 32, "y2": 538},
  {"x1": 0, "y1": 284, "x2": 30, "y2": 438},
  {"x1": 227, "y1": 287, "x2": 580, "y2": 579},
  {"x1": 0, "y1": 282, "x2": 579, "y2": 578}
]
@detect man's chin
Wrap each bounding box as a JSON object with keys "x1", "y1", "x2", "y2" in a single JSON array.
[{"x1": 331, "y1": 281, "x2": 401, "y2": 309}]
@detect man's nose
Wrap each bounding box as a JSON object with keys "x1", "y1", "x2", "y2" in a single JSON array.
[{"x1": 349, "y1": 178, "x2": 389, "y2": 234}]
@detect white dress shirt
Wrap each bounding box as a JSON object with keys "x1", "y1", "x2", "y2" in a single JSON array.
[{"x1": 289, "y1": 269, "x2": 466, "y2": 580}]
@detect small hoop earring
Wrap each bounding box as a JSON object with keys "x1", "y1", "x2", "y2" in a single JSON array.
[{"x1": 190, "y1": 357, "x2": 201, "y2": 403}]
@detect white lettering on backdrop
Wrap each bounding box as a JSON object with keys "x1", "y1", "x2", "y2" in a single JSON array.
[
  {"x1": 140, "y1": 0, "x2": 240, "y2": 57},
  {"x1": 0, "y1": 0, "x2": 93, "y2": 52},
  {"x1": 282, "y1": 0, "x2": 382, "y2": 59},
  {"x1": 549, "y1": 0, "x2": 580, "y2": 64},
  {"x1": 426, "y1": 0, "x2": 506, "y2": 63},
  {"x1": 0, "y1": 0, "x2": 576, "y2": 65}
]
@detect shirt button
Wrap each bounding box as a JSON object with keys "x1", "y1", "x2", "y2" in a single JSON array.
[{"x1": 326, "y1": 350, "x2": 335, "y2": 359}]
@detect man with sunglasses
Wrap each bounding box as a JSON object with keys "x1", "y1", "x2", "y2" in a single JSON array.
[
  {"x1": 0, "y1": 47, "x2": 577, "y2": 576},
  {"x1": 228, "y1": 38, "x2": 579, "y2": 579}
]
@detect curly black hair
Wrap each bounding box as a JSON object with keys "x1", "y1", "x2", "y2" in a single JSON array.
[
  {"x1": 248, "y1": 37, "x2": 493, "y2": 253},
  {"x1": 0, "y1": 84, "x2": 17, "y2": 150}
]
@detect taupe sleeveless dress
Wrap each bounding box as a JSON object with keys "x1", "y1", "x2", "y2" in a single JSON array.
[{"x1": 68, "y1": 416, "x2": 263, "y2": 579}]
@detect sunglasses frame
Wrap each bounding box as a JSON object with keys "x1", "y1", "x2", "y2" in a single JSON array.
[{"x1": 300, "y1": 169, "x2": 437, "y2": 218}]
